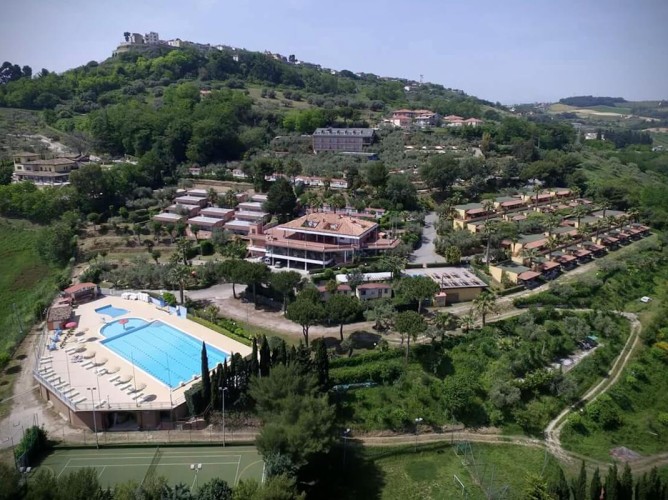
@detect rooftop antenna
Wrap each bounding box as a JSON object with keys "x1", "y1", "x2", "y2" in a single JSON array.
[{"x1": 419, "y1": 74, "x2": 424, "y2": 85}]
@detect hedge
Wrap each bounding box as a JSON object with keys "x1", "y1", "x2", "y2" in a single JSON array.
[
  {"x1": 329, "y1": 359, "x2": 404, "y2": 385},
  {"x1": 497, "y1": 285, "x2": 525, "y2": 297},
  {"x1": 330, "y1": 349, "x2": 403, "y2": 369},
  {"x1": 188, "y1": 315, "x2": 253, "y2": 347}
]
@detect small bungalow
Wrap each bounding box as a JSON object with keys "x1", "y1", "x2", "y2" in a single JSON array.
[
  {"x1": 152, "y1": 212, "x2": 186, "y2": 225},
  {"x1": 518, "y1": 270, "x2": 541, "y2": 289},
  {"x1": 539, "y1": 260, "x2": 561, "y2": 281},
  {"x1": 356, "y1": 283, "x2": 392, "y2": 301},
  {"x1": 174, "y1": 195, "x2": 208, "y2": 208},
  {"x1": 317, "y1": 284, "x2": 353, "y2": 302},
  {"x1": 63, "y1": 282, "x2": 99, "y2": 304},
  {"x1": 554, "y1": 253, "x2": 578, "y2": 271},
  {"x1": 489, "y1": 262, "x2": 533, "y2": 285},
  {"x1": 569, "y1": 247, "x2": 593, "y2": 263},
  {"x1": 582, "y1": 242, "x2": 607, "y2": 258},
  {"x1": 46, "y1": 303, "x2": 72, "y2": 331}
]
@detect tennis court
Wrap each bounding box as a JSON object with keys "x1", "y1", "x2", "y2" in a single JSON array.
[{"x1": 37, "y1": 445, "x2": 264, "y2": 489}]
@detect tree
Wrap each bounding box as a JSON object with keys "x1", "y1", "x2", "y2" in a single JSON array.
[
  {"x1": 395, "y1": 310, "x2": 427, "y2": 361},
  {"x1": 433, "y1": 312, "x2": 459, "y2": 340},
  {"x1": 365, "y1": 162, "x2": 388, "y2": 192},
  {"x1": 259, "y1": 336, "x2": 271, "y2": 377},
  {"x1": 420, "y1": 154, "x2": 460, "y2": 193},
  {"x1": 201, "y1": 342, "x2": 211, "y2": 405},
  {"x1": 444, "y1": 245, "x2": 462, "y2": 265},
  {"x1": 326, "y1": 294, "x2": 360, "y2": 340},
  {"x1": 286, "y1": 295, "x2": 324, "y2": 346},
  {"x1": 313, "y1": 339, "x2": 329, "y2": 389},
  {"x1": 328, "y1": 193, "x2": 346, "y2": 212},
  {"x1": 363, "y1": 298, "x2": 396, "y2": 331},
  {"x1": 345, "y1": 268, "x2": 365, "y2": 293},
  {"x1": 176, "y1": 237, "x2": 195, "y2": 265},
  {"x1": 56, "y1": 468, "x2": 105, "y2": 500},
  {"x1": 220, "y1": 259, "x2": 244, "y2": 298},
  {"x1": 460, "y1": 313, "x2": 475, "y2": 333},
  {"x1": 396, "y1": 276, "x2": 440, "y2": 313},
  {"x1": 605, "y1": 464, "x2": 620, "y2": 500},
  {"x1": 284, "y1": 159, "x2": 302, "y2": 183},
  {"x1": 0, "y1": 463, "x2": 21, "y2": 500},
  {"x1": 238, "y1": 261, "x2": 270, "y2": 306},
  {"x1": 590, "y1": 467, "x2": 602, "y2": 500},
  {"x1": 547, "y1": 466, "x2": 570, "y2": 500},
  {"x1": 473, "y1": 291, "x2": 498, "y2": 326},
  {"x1": 250, "y1": 364, "x2": 335, "y2": 472},
  {"x1": 619, "y1": 463, "x2": 633, "y2": 500},
  {"x1": 546, "y1": 234, "x2": 560, "y2": 259},
  {"x1": 571, "y1": 461, "x2": 587, "y2": 500},
  {"x1": 196, "y1": 478, "x2": 232, "y2": 500},
  {"x1": 385, "y1": 175, "x2": 418, "y2": 210},
  {"x1": 269, "y1": 271, "x2": 302, "y2": 313},
  {"x1": 264, "y1": 177, "x2": 297, "y2": 223},
  {"x1": 523, "y1": 473, "x2": 552, "y2": 500},
  {"x1": 521, "y1": 247, "x2": 539, "y2": 268},
  {"x1": 249, "y1": 337, "x2": 259, "y2": 377},
  {"x1": 482, "y1": 219, "x2": 497, "y2": 266},
  {"x1": 168, "y1": 264, "x2": 192, "y2": 304}
]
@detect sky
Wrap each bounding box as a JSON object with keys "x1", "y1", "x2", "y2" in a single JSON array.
[{"x1": 1, "y1": 0, "x2": 666, "y2": 103}]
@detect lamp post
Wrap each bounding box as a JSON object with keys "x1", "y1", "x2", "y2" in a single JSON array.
[
  {"x1": 342, "y1": 428, "x2": 351, "y2": 468},
  {"x1": 190, "y1": 463, "x2": 202, "y2": 492},
  {"x1": 87, "y1": 387, "x2": 99, "y2": 449},
  {"x1": 219, "y1": 386, "x2": 228, "y2": 447},
  {"x1": 414, "y1": 417, "x2": 423, "y2": 452}
]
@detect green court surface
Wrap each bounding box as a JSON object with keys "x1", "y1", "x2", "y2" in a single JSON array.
[{"x1": 37, "y1": 446, "x2": 264, "y2": 489}]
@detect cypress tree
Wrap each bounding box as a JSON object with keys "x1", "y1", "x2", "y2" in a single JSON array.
[
  {"x1": 605, "y1": 463, "x2": 619, "y2": 500},
  {"x1": 548, "y1": 465, "x2": 570, "y2": 500},
  {"x1": 280, "y1": 340, "x2": 288, "y2": 365},
  {"x1": 250, "y1": 337, "x2": 259, "y2": 377},
  {"x1": 572, "y1": 460, "x2": 587, "y2": 500},
  {"x1": 288, "y1": 345, "x2": 297, "y2": 364},
  {"x1": 619, "y1": 462, "x2": 633, "y2": 500},
  {"x1": 313, "y1": 339, "x2": 329, "y2": 390},
  {"x1": 590, "y1": 467, "x2": 602, "y2": 500},
  {"x1": 259, "y1": 336, "x2": 270, "y2": 377},
  {"x1": 201, "y1": 342, "x2": 211, "y2": 406}
]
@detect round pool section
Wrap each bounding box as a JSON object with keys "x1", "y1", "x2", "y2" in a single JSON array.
[
  {"x1": 100, "y1": 318, "x2": 149, "y2": 337},
  {"x1": 95, "y1": 304, "x2": 130, "y2": 318}
]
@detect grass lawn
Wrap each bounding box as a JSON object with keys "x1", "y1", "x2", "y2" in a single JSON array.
[
  {"x1": 0, "y1": 219, "x2": 61, "y2": 415},
  {"x1": 362, "y1": 442, "x2": 564, "y2": 500},
  {"x1": 587, "y1": 105, "x2": 632, "y2": 115},
  {"x1": 650, "y1": 132, "x2": 668, "y2": 148}
]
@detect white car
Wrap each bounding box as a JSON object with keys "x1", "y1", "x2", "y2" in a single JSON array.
[
  {"x1": 274, "y1": 261, "x2": 283, "y2": 269},
  {"x1": 640, "y1": 296, "x2": 652, "y2": 303}
]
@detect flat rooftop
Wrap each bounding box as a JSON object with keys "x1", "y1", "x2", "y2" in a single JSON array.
[
  {"x1": 201, "y1": 207, "x2": 234, "y2": 217},
  {"x1": 405, "y1": 267, "x2": 488, "y2": 289},
  {"x1": 188, "y1": 216, "x2": 224, "y2": 225}
]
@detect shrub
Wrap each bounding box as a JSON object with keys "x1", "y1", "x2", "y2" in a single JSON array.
[
  {"x1": 200, "y1": 240, "x2": 214, "y2": 256},
  {"x1": 330, "y1": 349, "x2": 403, "y2": 368},
  {"x1": 329, "y1": 359, "x2": 404, "y2": 385},
  {"x1": 14, "y1": 426, "x2": 49, "y2": 467}
]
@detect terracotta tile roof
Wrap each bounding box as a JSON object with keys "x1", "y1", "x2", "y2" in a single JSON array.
[
  {"x1": 64, "y1": 282, "x2": 97, "y2": 294},
  {"x1": 518, "y1": 271, "x2": 541, "y2": 280},
  {"x1": 279, "y1": 213, "x2": 376, "y2": 237},
  {"x1": 541, "y1": 261, "x2": 561, "y2": 271},
  {"x1": 47, "y1": 305, "x2": 72, "y2": 322}
]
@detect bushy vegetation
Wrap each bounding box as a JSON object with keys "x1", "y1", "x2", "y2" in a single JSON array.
[{"x1": 13, "y1": 425, "x2": 49, "y2": 468}]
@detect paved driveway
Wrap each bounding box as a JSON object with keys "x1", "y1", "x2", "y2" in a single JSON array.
[{"x1": 410, "y1": 212, "x2": 446, "y2": 265}]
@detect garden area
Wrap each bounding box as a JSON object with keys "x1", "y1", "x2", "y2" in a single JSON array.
[{"x1": 335, "y1": 308, "x2": 630, "y2": 435}]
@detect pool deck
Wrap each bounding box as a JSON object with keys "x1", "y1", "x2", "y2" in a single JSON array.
[{"x1": 35, "y1": 296, "x2": 251, "y2": 413}]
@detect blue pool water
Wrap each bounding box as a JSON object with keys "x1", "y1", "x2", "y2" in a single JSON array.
[
  {"x1": 96, "y1": 305, "x2": 130, "y2": 318},
  {"x1": 100, "y1": 319, "x2": 229, "y2": 388},
  {"x1": 100, "y1": 318, "x2": 148, "y2": 337}
]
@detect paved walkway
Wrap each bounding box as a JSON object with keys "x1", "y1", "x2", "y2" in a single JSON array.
[{"x1": 410, "y1": 212, "x2": 446, "y2": 265}]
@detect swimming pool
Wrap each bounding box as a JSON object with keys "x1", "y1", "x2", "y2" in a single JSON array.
[
  {"x1": 100, "y1": 318, "x2": 148, "y2": 337},
  {"x1": 100, "y1": 319, "x2": 229, "y2": 388},
  {"x1": 95, "y1": 305, "x2": 130, "y2": 318}
]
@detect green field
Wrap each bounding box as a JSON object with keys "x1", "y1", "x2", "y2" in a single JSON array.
[
  {"x1": 362, "y1": 442, "x2": 566, "y2": 500},
  {"x1": 650, "y1": 132, "x2": 668, "y2": 148},
  {"x1": 36, "y1": 445, "x2": 263, "y2": 489},
  {"x1": 0, "y1": 219, "x2": 61, "y2": 415}
]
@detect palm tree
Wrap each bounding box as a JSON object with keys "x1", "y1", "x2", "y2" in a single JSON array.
[
  {"x1": 521, "y1": 247, "x2": 539, "y2": 269},
  {"x1": 533, "y1": 186, "x2": 544, "y2": 209},
  {"x1": 576, "y1": 225, "x2": 590, "y2": 242},
  {"x1": 168, "y1": 264, "x2": 192, "y2": 304},
  {"x1": 460, "y1": 313, "x2": 475, "y2": 334},
  {"x1": 545, "y1": 214, "x2": 560, "y2": 237},
  {"x1": 473, "y1": 291, "x2": 499, "y2": 327},
  {"x1": 570, "y1": 186, "x2": 581, "y2": 200},
  {"x1": 600, "y1": 201, "x2": 610, "y2": 219},
  {"x1": 483, "y1": 220, "x2": 497, "y2": 266},
  {"x1": 627, "y1": 208, "x2": 640, "y2": 224},
  {"x1": 207, "y1": 188, "x2": 219, "y2": 207},
  {"x1": 573, "y1": 205, "x2": 588, "y2": 228},
  {"x1": 594, "y1": 220, "x2": 606, "y2": 241},
  {"x1": 433, "y1": 312, "x2": 459, "y2": 341},
  {"x1": 605, "y1": 215, "x2": 617, "y2": 230},
  {"x1": 482, "y1": 199, "x2": 495, "y2": 217},
  {"x1": 545, "y1": 234, "x2": 560, "y2": 259}
]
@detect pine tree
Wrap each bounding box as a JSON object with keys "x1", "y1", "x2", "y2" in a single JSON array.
[
  {"x1": 619, "y1": 463, "x2": 633, "y2": 500},
  {"x1": 571, "y1": 460, "x2": 587, "y2": 500},
  {"x1": 201, "y1": 342, "x2": 211, "y2": 406},
  {"x1": 605, "y1": 463, "x2": 619, "y2": 500},
  {"x1": 313, "y1": 340, "x2": 329, "y2": 390},
  {"x1": 250, "y1": 337, "x2": 259, "y2": 377},
  {"x1": 590, "y1": 468, "x2": 602, "y2": 500},
  {"x1": 259, "y1": 336, "x2": 270, "y2": 377},
  {"x1": 548, "y1": 465, "x2": 570, "y2": 500}
]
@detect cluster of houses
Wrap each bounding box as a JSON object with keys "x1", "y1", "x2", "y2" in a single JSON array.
[
  {"x1": 452, "y1": 189, "x2": 652, "y2": 288},
  {"x1": 152, "y1": 189, "x2": 270, "y2": 238},
  {"x1": 316, "y1": 267, "x2": 488, "y2": 306},
  {"x1": 231, "y1": 169, "x2": 348, "y2": 189},
  {"x1": 384, "y1": 110, "x2": 484, "y2": 129}
]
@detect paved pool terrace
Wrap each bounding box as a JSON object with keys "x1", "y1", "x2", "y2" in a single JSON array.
[{"x1": 36, "y1": 296, "x2": 251, "y2": 412}]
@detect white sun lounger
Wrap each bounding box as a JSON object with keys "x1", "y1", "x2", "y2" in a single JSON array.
[
  {"x1": 109, "y1": 375, "x2": 120, "y2": 383},
  {"x1": 40, "y1": 367, "x2": 53, "y2": 374},
  {"x1": 85, "y1": 364, "x2": 97, "y2": 371},
  {"x1": 40, "y1": 358, "x2": 52, "y2": 364},
  {"x1": 95, "y1": 399, "x2": 107, "y2": 409},
  {"x1": 114, "y1": 379, "x2": 129, "y2": 386},
  {"x1": 67, "y1": 391, "x2": 79, "y2": 399},
  {"x1": 133, "y1": 393, "x2": 145, "y2": 401},
  {"x1": 81, "y1": 361, "x2": 94, "y2": 369},
  {"x1": 119, "y1": 383, "x2": 132, "y2": 391},
  {"x1": 41, "y1": 355, "x2": 53, "y2": 360},
  {"x1": 73, "y1": 396, "x2": 87, "y2": 405},
  {"x1": 65, "y1": 347, "x2": 77, "y2": 354},
  {"x1": 96, "y1": 368, "x2": 108, "y2": 376},
  {"x1": 45, "y1": 374, "x2": 58, "y2": 382}
]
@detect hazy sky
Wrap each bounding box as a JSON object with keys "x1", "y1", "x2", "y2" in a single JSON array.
[{"x1": 1, "y1": 0, "x2": 666, "y2": 103}]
